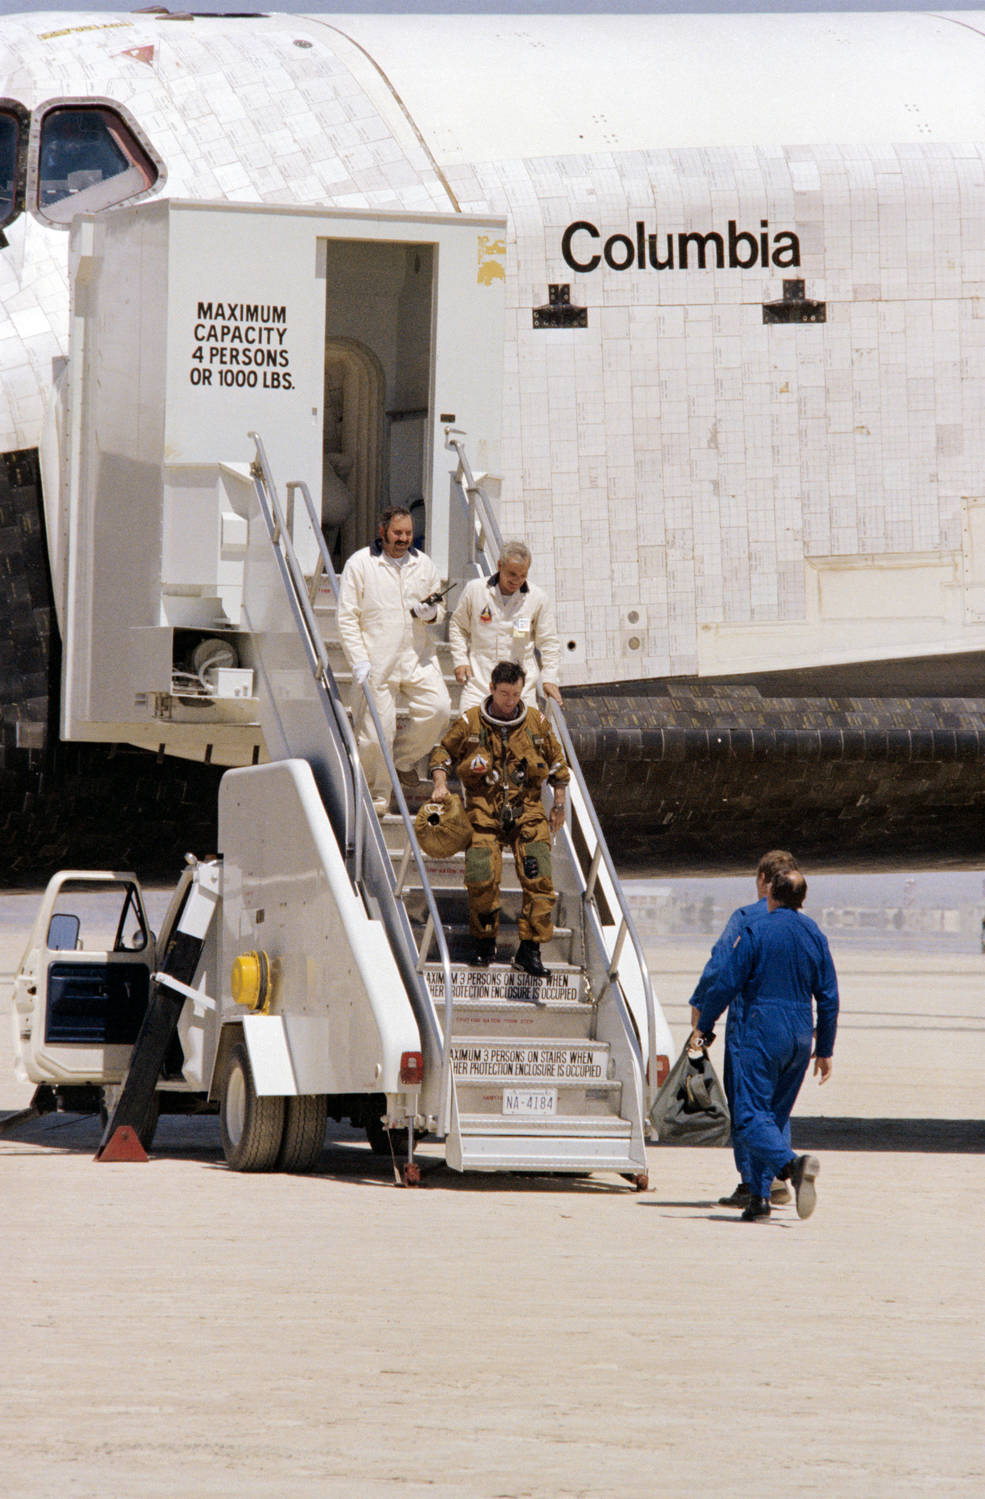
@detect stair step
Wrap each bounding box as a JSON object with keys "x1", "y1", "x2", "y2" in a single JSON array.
[
  {"x1": 388, "y1": 836, "x2": 565, "y2": 873},
  {"x1": 451, "y1": 1006, "x2": 595, "y2": 1040},
  {"x1": 413, "y1": 922, "x2": 573, "y2": 943},
  {"x1": 457, "y1": 1111, "x2": 631, "y2": 1137},
  {"x1": 452, "y1": 1039, "x2": 620, "y2": 1120},
  {"x1": 398, "y1": 875, "x2": 537, "y2": 902},
  {"x1": 384, "y1": 820, "x2": 525, "y2": 854},
  {"x1": 448, "y1": 1130, "x2": 643, "y2": 1174},
  {"x1": 387, "y1": 829, "x2": 565, "y2": 869},
  {"x1": 415, "y1": 933, "x2": 578, "y2": 970},
  {"x1": 327, "y1": 682, "x2": 486, "y2": 730},
  {"x1": 455, "y1": 1078, "x2": 622, "y2": 1120},
  {"x1": 423, "y1": 964, "x2": 588, "y2": 1008},
  {"x1": 450, "y1": 1039, "x2": 611, "y2": 1082}
]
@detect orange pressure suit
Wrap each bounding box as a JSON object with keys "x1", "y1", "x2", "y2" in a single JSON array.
[{"x1": 429, "y1": 699, "x2": 570, "y2": 942}]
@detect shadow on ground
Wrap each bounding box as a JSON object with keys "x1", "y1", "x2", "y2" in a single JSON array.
[
  {"x1": 0, "y1": 1113, "x2": 637, "y2": 1190},
  {"x1": 5, "y1": 1112, "x2": 982, "y2": 1177},
  {"x1": 791, "y1": 1116, "x2": 985, "y2": 1152}
]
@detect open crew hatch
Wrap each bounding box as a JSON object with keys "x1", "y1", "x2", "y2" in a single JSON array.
[{"x1": 53, "y1": 198, "x2": 506, "y2": 764}]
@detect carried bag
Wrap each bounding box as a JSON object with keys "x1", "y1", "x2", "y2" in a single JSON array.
[
  {"x1": 414, "y1": 793, "x2": 473, "y2": 858},
  {"x1": 648, "y1": 1041, "x2": 731, "y2": 1146}
]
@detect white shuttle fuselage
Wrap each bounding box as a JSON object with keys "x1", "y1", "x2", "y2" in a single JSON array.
[{"x1": 2, "y1": 9, "x2": 985, "y2": 865}]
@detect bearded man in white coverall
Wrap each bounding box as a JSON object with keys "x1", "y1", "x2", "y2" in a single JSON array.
[
  {"x1": 338, "y1": 506, "x2": 451, "y2": 807},
  {"x1": 448, "y1": 540, "x2": 562, "y2": 712}
]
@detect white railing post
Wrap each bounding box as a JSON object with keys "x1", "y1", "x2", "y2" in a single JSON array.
[{"x1": 250, "y1": 433, "x2": 456, "y2": 1134}]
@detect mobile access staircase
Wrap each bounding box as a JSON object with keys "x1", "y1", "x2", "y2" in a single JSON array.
[
  {"x1": 11, "y1": 432, "x2": 672, "y2": 1185},
  {"x1": 235, "y1": 430, "x2": 669, "y2": 1182}
]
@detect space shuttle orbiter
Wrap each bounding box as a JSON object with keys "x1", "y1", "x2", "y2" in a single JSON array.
[{"x1": 2, "y1": 8, "x2": 985, "y2": 868}]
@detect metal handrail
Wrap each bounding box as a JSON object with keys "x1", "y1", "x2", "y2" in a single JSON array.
[
  {"x1": 349, "y1": 685, "x2": 458, "y2": 1134},
  {"x1": 547, "y1": 702, "x2": 659, "y2": 1112},
  {"x1": 444, "y1": 429, "x2": 657, "y2": 1107},
  {"x1": 248, "y1": 436, "x2": 364, "y2": 883},
  {"x1": 308, "y1": 527, "x2": 457, "y2": 1131},
  {"x1": 446, "y1": 428, "x2": 504, "y2": 568},
  {"x1": 249, "y1": 435, "x2": 456, "y2": 1134}
]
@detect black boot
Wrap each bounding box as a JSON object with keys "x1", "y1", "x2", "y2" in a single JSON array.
[
  {"x1": 473, "y1": 936, "x2": 496, "y2": 967},
  {"x1": 740, "y1": 1195, "x2": 771, "y2": 1222},
  {"x1": 512, "y1": 939, "x2": 547, "y2": 977}
]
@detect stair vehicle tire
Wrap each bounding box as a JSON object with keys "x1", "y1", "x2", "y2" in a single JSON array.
[
  {"x1": 276, "y1": 1094, "x2": 328, "y2": 1173},
  {"x1": 220, "y1": 1041, "x2": 285, "y2": 1172},
  {"x1": 365, "y1": 1117, "x2": 409, "y2": 1158}
]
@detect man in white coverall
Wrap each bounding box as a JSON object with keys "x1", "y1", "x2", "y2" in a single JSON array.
[
  {"x1": 338, "y1": 506, "x2": 451, "y2": 807},
  {"x1": 448, "y1": 540, "x2": 562, "y2": 712}
]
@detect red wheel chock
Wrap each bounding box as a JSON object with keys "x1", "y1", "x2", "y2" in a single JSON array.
[{"x1": 95, "y1": 1125, "x2": 149, "y2": 1163}]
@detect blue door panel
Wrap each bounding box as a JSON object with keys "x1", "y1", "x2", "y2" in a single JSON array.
[{"x1": 45, "y1": 962, "x2": 150, "y2": 1044}]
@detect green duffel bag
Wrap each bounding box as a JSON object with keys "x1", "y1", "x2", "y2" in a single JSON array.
[{"x1": 649, "y1": 1040, "x2": 732, "y2": 1147}]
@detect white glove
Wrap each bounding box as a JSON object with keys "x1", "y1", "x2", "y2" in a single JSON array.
[
  {"x1": 353, "y1": 660, "x2": 371, "y2": 685},
  {"x1": 410, "y1": 601, "x2": 438, "y2": 621}
]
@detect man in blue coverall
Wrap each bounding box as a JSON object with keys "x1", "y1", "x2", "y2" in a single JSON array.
[
  {"x1": 689, "y1": 849, "x2": 798, "y2": 1209},
  {"x1": 690, "y1": 869, "x2": 839, "y2": 1222}
]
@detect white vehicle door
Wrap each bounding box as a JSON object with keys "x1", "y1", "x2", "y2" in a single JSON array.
[{"x1": 13, "y1": 873, "x2": 155, "y2": 1087}]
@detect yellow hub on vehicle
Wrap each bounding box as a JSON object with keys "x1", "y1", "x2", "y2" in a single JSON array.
[{"x1": 230, "y1": 950, "x2": 270, "y2": 1013}]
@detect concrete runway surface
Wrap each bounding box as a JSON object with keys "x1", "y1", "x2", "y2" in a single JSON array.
[{"x1": 1, "y1": 889, "x2": 982, "y2": 1499}]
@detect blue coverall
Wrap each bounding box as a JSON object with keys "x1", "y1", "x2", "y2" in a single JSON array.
[
  {"x1": 688, "y1": 897, "x2": 787, "y2": 1185},
  {"x1": 696, "y1": 908, "x2": 839, "y2": 1199}
]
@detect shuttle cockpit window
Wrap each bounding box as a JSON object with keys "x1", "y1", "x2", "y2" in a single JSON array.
[
  {"x1": 0, "y1": 100, "x2": 29, "y2": 231},
  {"x1": 34, "y1": 102, "x2": 161, "y2": 226},
  {"x1": 0, "y1": 112, "x2": 17, "y2": 222}
]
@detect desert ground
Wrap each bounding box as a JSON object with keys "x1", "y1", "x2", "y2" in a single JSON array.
[{"x1": 1, "y1": 889, "x2": 982, "y2": 1498}]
